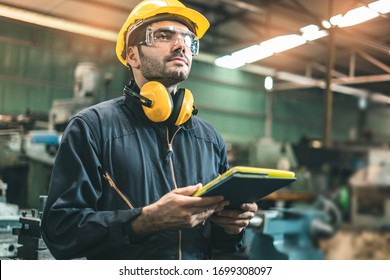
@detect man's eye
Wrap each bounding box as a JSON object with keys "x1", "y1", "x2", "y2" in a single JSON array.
[{"x1": 154, "y1": 32, "x2": 173, "y2": 41}]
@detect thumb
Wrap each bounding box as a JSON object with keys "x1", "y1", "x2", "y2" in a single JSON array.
[{"x1": 174, "y1": 183, "x2": 203, "y2": 196}]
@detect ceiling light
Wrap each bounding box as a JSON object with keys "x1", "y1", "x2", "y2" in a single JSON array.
[
  {"x1": 260, "y1": 34, "x2": 306, "y2": 53},
  {"x1": 300, "y1": 24, "x2": 319, "y2": 34},
  {"x1": 368, "y1": 0, "x2": 390, "y2": 14},
  {"x1": 231, "y1": 45, "x2": 273, "y2": 63},
  {"x1": 264, "y1": 76, "x2": 274, "y2": 91},
  {"x1": 358, "y1": 97, "x2": 368, "y2": 110},
  {"x1": 329, "y1": 14, "x2": 343, "y2": 26},
  {"x1": 214, "y1": 55, "x2": 245, "y2": 69},
  {"x1": 0, "y1": 4, "x2": 117, "y2": 42},
  {"x1": 338, "y1": 6, "x2": 379, "y2": 27},
  {"x1": 300, "y1": 24, "x2": 328, "y2": 41},
  {"x1": 215, "y1": 0, "x2": 386, "y2": 70},
  {"x1": 321, "y1": 20, "x2": 332, "y2": 29},
  {"x1": 303, "y1": 30, "x2": 328, "y2": 41}
]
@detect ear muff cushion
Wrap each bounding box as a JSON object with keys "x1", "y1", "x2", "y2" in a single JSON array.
[
  {"x1": 171, "y1": 88, "x2": 194, "y2": 126},
  {"x1": 141, "y1": 81, "x2": 173, "y2": 122}
]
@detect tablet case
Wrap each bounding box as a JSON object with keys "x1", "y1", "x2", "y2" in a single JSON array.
[{"x1": 192, "y1": 166, "x2": 296, "y2": 209}]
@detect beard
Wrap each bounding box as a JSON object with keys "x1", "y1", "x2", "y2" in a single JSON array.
[{"x1": 138, "y1": 48, "x2": 191, "y2": 88}]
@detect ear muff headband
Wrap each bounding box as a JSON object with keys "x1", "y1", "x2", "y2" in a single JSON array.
[{"x1": 123, "y1": 85, "x2": 153, "y2": 107}]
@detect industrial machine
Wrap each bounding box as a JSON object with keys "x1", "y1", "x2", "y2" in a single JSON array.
[
  {"x1": 12, "y1": 195, "x2": 54, "y2": 260},
  {"x1": 245, "y1": 196, "x2": 341, "y2": 260},
  {"x1": 0, "y1": 179, "x2": 21, "y2": 259},
  {"x1": 249, "y1": 138, "x2": 298, "y2": 171},
  {"x1": 49, "y1": 62, "x2": 100, "y2": 132},
  {"x1": 348, "y1": 148, "x2": 390, "y2": 228},
  {"x1": 1, "y1": 62, "x2": 102, "y2": 209}
]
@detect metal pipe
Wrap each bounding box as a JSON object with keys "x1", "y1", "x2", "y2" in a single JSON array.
[
  {"x1": 349, "y1": 50, "x2": 356, "y2": 77},
  {"x1": 264, "y1": 91, "x2": 273, "y2": 139},
  {"x1": 324, "y1": 0, "x2": 335, "y2": 148}
]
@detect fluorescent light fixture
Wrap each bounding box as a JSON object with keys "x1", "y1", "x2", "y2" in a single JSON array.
[
  {"x1": 231, "y1": 45, "x2": 273, "y2": 63},
  {"x1": 329, "y1": 14, "x2": 343, "y2": 26},
  {"x1": 303, "y1": 30, "x2": 328, "y2": 41},
  {"x1": 321, "y1": 20, "x2": 332, "y2": 29},
  {"x1": 214, "y1": 0, "x2": 386, "y2": 70},
  {"x1": 338, "y1": 6, "x2": 379, "y2": 28},
  {"x1": 261, "y1": 34, "x2": 306, "y2": 53},
  {"x1": 369, "y1": 0, "x2": 390, "y2": 14},
  {"x1": 300, "y1": 24, "x2": 328, "y2": 41},
  {"x1": 214, "y1": 55, "x2": 245, "y2": 69},
  {"x1": 300, "y1": 24, "x2": 320, "y2": 34},
  {"x1": 0, "y1": 4, "x2": 117, "y2": 42}
]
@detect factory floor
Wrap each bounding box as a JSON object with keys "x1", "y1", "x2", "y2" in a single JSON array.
[{"x1": 320, "y1": 224, "x2": 390, "y2": 260}]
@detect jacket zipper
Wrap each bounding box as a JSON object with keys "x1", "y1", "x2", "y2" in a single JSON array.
[
  {"x1": 103, "y1": 171, "x2": 134, "y2": 209},
  {"x1": 166, "y1": 127, "x2": 182, "y2": 260}
]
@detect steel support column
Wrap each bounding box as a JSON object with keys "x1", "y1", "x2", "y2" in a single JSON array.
[{"x1": 324, "y1": 0, "x2": 335, "y2": 148}]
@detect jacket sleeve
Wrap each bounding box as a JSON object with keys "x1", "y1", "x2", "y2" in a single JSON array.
[
  {"x1": 212, "y1": 224, "x2": 244, "y2": 253},
  {"x1": 41, "y1": 115, "x2": 140, "y2": 259}
]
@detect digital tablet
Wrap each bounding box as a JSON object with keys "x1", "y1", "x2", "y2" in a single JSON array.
[{"x1": 192, "y1": 166, "x2": 296, "y2": 209}]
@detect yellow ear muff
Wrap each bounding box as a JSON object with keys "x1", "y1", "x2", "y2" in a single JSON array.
[
  {"x1": 140, "y1": 81, "x2": 173, "y2": 123},
  {"x1": 173, "y1": 88, "x2": 194, "y2": 126}
]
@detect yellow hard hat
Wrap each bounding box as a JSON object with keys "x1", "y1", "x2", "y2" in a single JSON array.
[{"x1": 116, "y1": 0, "x2": 210, "y2": 66}]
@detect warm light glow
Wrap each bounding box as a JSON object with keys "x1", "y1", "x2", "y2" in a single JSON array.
[
  {"x1": 321, "y1": 20, "x2": 332, "y2": 29},
  {"x1": 303, "y1": 30, "x2": 328, "y2": 41},
  {"x1": 0, "y1": 4, "x2": 117, "y2": 42},
  {"x1": 215, "y1": 0, "x2": 387, "y2": 70},
  {"x1": 338, "y1": 6, "x2": 379, "y2": 27},
  {"x1": 329, "y1": 14, "x2": 343, "y2": 26},
  {"x1": 311, "y1": 140, "x2": 322, "y2": 149},
  {"x1": 214, "y1": 55, "x2": 245, "y2": 69},
  {"x1": 300, "y1": 25, "x2": 328, "y2": 41},
  {"x1": 231, "y1": 45, "x2": 273, "y2": 63},
  {"x1": 261, "y1": 34, "x2": 306, "y2": 53},
  {"x1": 369, "y1": 0, "x2": 390, "y2": 13},
  {"x1": 300, "y1": 24, "x2": 319, "y2": 34}
]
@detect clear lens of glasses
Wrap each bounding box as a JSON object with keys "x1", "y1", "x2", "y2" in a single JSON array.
[{"x1": 143, "y1": 26, "x2": 199, "y2": 56}]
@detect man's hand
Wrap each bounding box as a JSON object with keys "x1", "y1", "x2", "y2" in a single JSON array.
[
  {"x1": 131, "y1": 184, "x2": 229, "y2": 237},
  {"x1": 209, "y1": 202, "x2": 258, "y2": 235}
]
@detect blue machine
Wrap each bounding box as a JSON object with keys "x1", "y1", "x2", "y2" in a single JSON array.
[{"x1": 245, "y1": 196, "x2": 341, "y2": 260}]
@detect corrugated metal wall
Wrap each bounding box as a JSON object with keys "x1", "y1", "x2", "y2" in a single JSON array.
[{"x1": 1, "y1": 18, "x2": 389, "y2": 144}]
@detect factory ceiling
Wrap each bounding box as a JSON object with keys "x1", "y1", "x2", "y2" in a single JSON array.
[{"x1": 1, "y1": 0, "x2": 389, "y2": 103}]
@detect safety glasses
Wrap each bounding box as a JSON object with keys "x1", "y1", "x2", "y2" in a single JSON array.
[{"x1": 139, "y1": 26, "x2": 199, "y2": 56}]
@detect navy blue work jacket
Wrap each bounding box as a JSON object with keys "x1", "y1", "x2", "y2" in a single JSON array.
[{"x1": 41, "y1": 94, "x2": 243, "y2": 259}]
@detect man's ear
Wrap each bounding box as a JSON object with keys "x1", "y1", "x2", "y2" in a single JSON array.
[{"x1": 126, "y1": 46, "x2": 140, "y2": 69}]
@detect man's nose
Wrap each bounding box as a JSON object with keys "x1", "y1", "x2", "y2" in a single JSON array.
[{"x1": 172, "y1": 35, "x2": 188, "y2": 52}]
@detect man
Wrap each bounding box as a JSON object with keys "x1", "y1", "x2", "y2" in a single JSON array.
[{"x1": 41, "y1": 0, "x2": 257, "y2": 260}]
